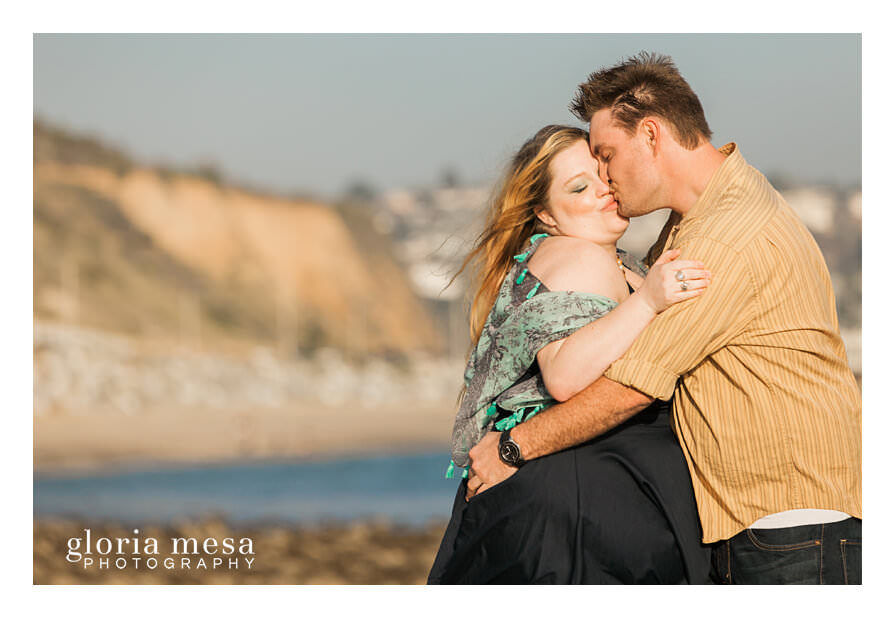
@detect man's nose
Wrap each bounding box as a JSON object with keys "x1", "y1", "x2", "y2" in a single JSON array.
[
  {"x1": 595, "y1": 165, "x2": 611, "y2": 193},
  {"x1": 597, "y1": 160, "x2": 611, "y2": 186}
]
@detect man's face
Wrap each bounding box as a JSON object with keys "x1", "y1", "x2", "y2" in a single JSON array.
[{"x1": 589, "y1": 109, "x2": 664, "y2": 218}]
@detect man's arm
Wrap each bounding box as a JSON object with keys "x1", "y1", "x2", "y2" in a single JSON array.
[
  {"x1": 466, "y1": 236, "x2": 753, "y2": 499},
  {"x1": 465, "y1": 376, "x2": 652, "y2": 499},
  {"x1": 512, "y1": 376, "x2": 652, "y2": 459}
]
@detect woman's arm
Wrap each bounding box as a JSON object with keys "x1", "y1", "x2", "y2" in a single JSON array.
[
  {"x1": 623, "y1": 268, "x2": 645, "y2": 290},
  {"x1": 528, "y1": 237, "x2": 710, "y2": 402}
]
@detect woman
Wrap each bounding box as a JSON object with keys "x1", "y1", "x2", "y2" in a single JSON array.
[{"x1": 427, "y1": 125, "x2": 713, "y2": 584}]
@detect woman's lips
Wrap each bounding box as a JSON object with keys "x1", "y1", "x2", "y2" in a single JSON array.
[{"x1": 601, "y1": 198, "x2": 618, "y2": 212}]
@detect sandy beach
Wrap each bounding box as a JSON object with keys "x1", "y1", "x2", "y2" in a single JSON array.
[
  {"x1": 34, "y1": 398, "x2": 459, "y2": 585},
  {"x1": 34, "y1": 399, "x2": 457, "y2": 474},
  {"x1": 33, "y1": 402, "x2": 458, "y2": 585}
]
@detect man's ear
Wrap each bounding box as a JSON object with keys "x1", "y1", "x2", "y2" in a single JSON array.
[
  {"x1": 642, "y1": 118, "x2": 660, "y2": 151},
  {"x1": 535, "y1": 206, "x2": 556, "y2": 229}
]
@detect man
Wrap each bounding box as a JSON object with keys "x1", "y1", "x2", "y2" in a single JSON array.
[{"x1": 466, "y1": 52, "x2": 861, "y2": 585}]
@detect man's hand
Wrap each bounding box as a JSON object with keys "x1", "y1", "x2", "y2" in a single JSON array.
[{"x1": 465, "y1": 431, "x2": 516, "y2": 501}]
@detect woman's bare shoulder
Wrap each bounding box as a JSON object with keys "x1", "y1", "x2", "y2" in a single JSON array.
[{"x1": 528, "y1": 236, "x2": 623, "y2": 299}]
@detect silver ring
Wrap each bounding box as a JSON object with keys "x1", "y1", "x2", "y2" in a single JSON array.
[
  {"x1": 675, "y1": 270, "x2": 686, "y2": 281},
  {"x1": 680, "y1": 281, "x2": 689, "y2": 291}
]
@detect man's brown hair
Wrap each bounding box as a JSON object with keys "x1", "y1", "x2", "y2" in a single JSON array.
[{"x1": 570, "y1": 51, "x2": 712, "y2": 149}]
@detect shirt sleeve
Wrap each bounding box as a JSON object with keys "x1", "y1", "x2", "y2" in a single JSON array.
[{"x1": 605, "y1": 235, "x2": 757, "y2": 400}]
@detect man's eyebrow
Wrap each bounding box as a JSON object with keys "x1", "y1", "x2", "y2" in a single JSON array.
[{"x1": 590, "y1": 142, "x2": 602, "y2": 156}]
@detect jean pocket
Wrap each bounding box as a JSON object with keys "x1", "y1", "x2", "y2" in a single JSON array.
[
  {"x1": 840, "y1": 539, "x2": 861, "y2": 585},
  {"x1": 745, "y1": 528, "x2": 821, "y2": 551},
  {"x1": 731, "y1": 529, "x2": 822, "y2": 584}
]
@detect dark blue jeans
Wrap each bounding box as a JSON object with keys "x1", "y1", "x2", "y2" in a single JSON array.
[{"x1": 711, "y1": 517, "x2": 861, "y2": 584}]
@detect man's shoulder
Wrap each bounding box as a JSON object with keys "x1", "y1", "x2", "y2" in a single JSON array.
[{"x1": 687, "y1": 171, "x2": 783, "y2": 252}]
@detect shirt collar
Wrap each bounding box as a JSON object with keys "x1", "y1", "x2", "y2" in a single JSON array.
[{"x1": 679, "y1": 142, "x2": 742, "y2": 225}]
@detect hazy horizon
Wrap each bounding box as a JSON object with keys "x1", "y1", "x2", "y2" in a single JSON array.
[{"x1": 34, "y1": 33, "x2": 861, "y2": 200}]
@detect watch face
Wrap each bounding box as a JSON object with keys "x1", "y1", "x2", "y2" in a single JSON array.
[{"x1": 499, "y1": 441, "x2": 520, "y2": 464}]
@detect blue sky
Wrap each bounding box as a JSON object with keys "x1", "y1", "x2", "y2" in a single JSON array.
[{"x1": 34, "y1": 33, "x2": 860, "y2": 199}]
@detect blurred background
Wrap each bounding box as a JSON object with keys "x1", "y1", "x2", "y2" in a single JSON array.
[{"x1": 32, "y1": 33, "x2": 861, "y2": 584}]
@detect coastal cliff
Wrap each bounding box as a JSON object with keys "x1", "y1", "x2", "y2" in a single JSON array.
[{"x1": 33, "y1": 121, "x2": 443, "y2": 358}]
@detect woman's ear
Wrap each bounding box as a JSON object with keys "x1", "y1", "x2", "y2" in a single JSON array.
[{"x1": 535, "y1": 206, "x2": 557, "y2": 229}]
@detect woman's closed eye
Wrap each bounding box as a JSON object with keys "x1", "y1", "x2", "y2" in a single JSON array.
[{"x1": 571, "y1": 184, "x2": 587, "y2": 194}]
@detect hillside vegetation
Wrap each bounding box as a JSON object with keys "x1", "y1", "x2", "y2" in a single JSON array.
[{"x1": 33, "y1": 121, "x2": 443, "y2": 359}]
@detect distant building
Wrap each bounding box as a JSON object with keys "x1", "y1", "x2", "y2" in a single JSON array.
[
  {"x1": 431, "y1": 186, "x2": 491, "y2": 213},
  {"x1": 382, "y1": 185, "x2": 486, "y2": 301},
  {"x1": 383, "y1": 189, "x2": 417, "y2": 216},
  {"x1": 780, "y1": 187, "x2": 837, "y2": 234},
  {"x1": 848, "y1": 191, "x2": 862, "y2": 220}
]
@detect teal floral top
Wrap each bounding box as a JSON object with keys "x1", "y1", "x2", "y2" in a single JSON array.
[{"x1": 447, "y1": 233, "x2": 648, "y2": 478}]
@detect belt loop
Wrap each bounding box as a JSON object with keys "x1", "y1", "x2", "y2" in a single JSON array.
[
  {"x1": 712, "y1": 539, "x2": 732, "y2": 584},
  {"x1": 725, "y1": 540, "x2": 732, "y2": 584}
]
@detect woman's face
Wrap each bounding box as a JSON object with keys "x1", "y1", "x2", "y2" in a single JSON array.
[{"x1": 537, "y1": 139, "x2": 629, "y2": 244}]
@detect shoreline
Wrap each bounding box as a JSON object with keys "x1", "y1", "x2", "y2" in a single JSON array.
[
  {"x1": 33, "y1": 445, "x2": 452, "y2": 479},
  {"x1": 34, "y1": 399, "x2": 457, "y2": 476}
]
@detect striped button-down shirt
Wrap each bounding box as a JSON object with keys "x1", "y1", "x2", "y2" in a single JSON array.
[{"x1": 604, "y1": 143, "x2": 861, "y2": 543}]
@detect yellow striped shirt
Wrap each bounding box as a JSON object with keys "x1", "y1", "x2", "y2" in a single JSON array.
[{"x1": 604, "y1": 143, "x2": 861, "y2": 543}]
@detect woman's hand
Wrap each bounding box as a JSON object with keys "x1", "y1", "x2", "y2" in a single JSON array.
[{"x1": 635, "y1": 249, "x2": 711, "y2": 313}]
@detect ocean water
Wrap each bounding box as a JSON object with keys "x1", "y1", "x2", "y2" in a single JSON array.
[{"x1": 33, "y1": 451, "x2": 460, "y2": 527}]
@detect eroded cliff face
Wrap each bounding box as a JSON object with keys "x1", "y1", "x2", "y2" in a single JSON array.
[{"x1": 33, "y1": 125, "x2": 443, "y2": 358}]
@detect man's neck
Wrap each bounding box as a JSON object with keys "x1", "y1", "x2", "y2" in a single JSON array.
[{"x1": 666, "y1": 142, "x2": 727, "y2": 217}]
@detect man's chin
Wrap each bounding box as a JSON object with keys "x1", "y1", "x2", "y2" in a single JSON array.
[{"x1": 617, "y1": 202, "x2": 641, "y2": 219}]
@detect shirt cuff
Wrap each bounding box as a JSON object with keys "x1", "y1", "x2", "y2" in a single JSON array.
[{"x1": 604, "y1": 359, "x2": 679, "y2": 401}]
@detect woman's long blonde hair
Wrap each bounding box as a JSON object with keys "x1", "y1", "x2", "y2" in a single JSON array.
[{"x1": 455, "y1": 125, "x2": 589, "y2": 346}]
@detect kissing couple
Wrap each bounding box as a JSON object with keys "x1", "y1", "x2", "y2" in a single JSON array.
[{"x1": 427, "y1": 52, "x2": 862, "y2": 585}]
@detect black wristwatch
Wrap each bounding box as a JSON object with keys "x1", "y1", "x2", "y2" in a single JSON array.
[{"x1": 498, "y1": 430, "x2": 526, "y2": 467}]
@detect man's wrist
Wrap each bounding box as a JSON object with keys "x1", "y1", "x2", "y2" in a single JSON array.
[
  {"x1": 498, "y1": 429, "x2": 526, "y2": 467},
  {"x1": 507, "y1": 425, "x2": 536, "y2": 462}
]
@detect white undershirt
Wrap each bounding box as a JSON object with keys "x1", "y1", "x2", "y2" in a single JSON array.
[{"x1": 749, "y1": 509, "x2": 851, "y2": 529}]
